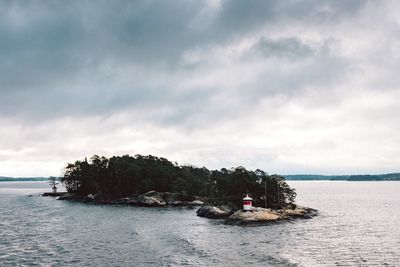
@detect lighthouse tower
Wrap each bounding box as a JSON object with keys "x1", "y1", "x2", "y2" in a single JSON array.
[{"x1": 243, "y1": 194, "x2": 253, "y2": 211}]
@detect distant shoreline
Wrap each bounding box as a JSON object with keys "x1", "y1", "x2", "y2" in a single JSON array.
[
  {"x1": 2, "y1": 174, "x2": 400, "y2": 182},
  {"x1": 0, "y1": 177, "x2": 47, "y2": 182},
  {"x1": 284, "y1": 173, "x2": 400, "y2": 181}
]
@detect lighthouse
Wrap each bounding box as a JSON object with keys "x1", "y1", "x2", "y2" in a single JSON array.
[{"x1": 243, "y1": 194, "x2": 253, "y2": 211}]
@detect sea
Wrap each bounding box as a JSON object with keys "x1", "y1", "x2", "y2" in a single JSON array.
[{"x1": 0, "y1": 181, "x2": 399, "y2": 266}]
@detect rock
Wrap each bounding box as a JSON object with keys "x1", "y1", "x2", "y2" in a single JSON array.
[
  {"x1": 142, "y1": 190, "x2": 159, "y2": 197},
  {"x1": 162, "y1": 192, "x2": 177, "y2": 204},
  {"x1": 92, "y1": 193, "x2": 104, "y2": 200},
  {"x1": 162, "y1": 192, "x2": 196, "y2": 204},
  {"x1": 134, "y1": 191, "x2": 203, "y2": 207},
  {"x1": 226, "y1": 206, "x2": 318, "y2": 224},
  {"x1": 134, "y1": 192, "x2": 167, "y2": 207},
  {"x1": 187, "y1": 200, "x2": 204, "y2": 206},
  {"x1": 58, "y1": 193, "x2": 79, "y2": 200},
  {"x1": 228, "y1": 208, "x2": 280, "y2": 223},
  {"x1": 170, "y1": 200, "x2": 183, "y2": 206},
  {"x1": 56, "y1": 189, "x2": 205, "y2": 208},
  {"x1": 170, "y1": 200, "x2": 205, "y2": 207},
  {"x1": 219, "y1": 203, "x2": 238, "y2": 215},
  {"x1": 42, "y1": 192, "x2": 67, "y2": 197},
  {"x1": 290, "y1": 205, "x2": 318, "y2": 217},
  {"x1": 117, "y1": 197, "x2": 135, "y2": 205},
  {"x1": 196, "y1": 205, "x2": 231, "y2": 218}
]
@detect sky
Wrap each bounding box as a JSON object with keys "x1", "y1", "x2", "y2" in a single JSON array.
[{"x1": 1, "y1": 0, "x2": 400, "y2": 177}]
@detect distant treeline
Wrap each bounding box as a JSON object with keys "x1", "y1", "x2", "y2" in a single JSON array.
[
  {"x1": 284, "y1": 173, "x2": 400, "y2": 181},
  {"x1": 61, "y1": 154, "x2": 296, "y2": 209},
  {"x1": 0, "y1": 177, "x2": 48, "y2": 182}
]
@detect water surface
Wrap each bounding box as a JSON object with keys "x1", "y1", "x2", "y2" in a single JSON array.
[{"x1": 0, "y1": 181, "x2": 399, "y2": 266}]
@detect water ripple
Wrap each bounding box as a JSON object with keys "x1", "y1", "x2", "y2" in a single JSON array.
[{"x1": 0, "y1": 181, "x2": 399, "y2": 266}]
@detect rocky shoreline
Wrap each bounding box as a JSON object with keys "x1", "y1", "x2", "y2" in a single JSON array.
[
  {"x1": 52, "y1": 190, "x2": 204, "y2": 207},
  {"x1": 44, "y1": 190, "x2": 317, "y2": 224},
  {"x1": 197, "y1": 205, "x2": 318, "y2": 224}
]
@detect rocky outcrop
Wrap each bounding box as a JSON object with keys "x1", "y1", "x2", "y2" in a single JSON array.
[
  {"x1": 280, "y1": 205, "x2": 318, "y2": 219},
  {"x1": 226, "y1": 205, "x2": 318, "y2": 224},
  {"x1": 130, "y1": 191, "x2": 203, "y2": 207},
  {"x1": 228, "y1": 208, "x2": 280, "y2": 222},
  {"x1": 55, "y1": 190, "x2": 204, "y2": 207},
  {"x1": 196, "y1": 205, "x2": 231, "y2": 218},
  {"x1": 130, "y1": 191, "x2": 204, "y2": 207},
  {"x1": 58, "y1": 193, "x2": 80, "y2": 200},
  {"x1": 196, "y1": 204, "x2": 317, "y2": 223},
  {"x1": 134, "y1": 191, "x2": 167, "y2": 207},
  {"x1": 196, "y1": 204, "x2": 237, "y2": 218}
]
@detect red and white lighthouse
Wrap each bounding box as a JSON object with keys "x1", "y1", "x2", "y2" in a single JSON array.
[{"x1": 243, "y1": 194, "x2": 252, "y2": 211}]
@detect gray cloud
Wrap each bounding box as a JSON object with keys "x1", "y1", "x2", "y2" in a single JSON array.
[
  {"x1": 1, "y1": 0, "x2": 399, "y2": 176},
  {"x1": 0, "y1": 0, "x2": 367, "y2": 121},
  {"x1": 250, "y1": 37, "x2": 314, "y2": 59}
]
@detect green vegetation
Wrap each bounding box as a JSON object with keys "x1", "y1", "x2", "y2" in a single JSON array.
[{"x1": 61, "y1": 154, "x2": 296, "y2": 209}]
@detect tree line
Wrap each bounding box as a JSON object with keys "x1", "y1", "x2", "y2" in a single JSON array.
[{"x1": 61, "y1": 154, "x2": 296, "y2": 209}]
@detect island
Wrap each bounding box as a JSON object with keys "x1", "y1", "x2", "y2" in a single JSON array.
[{"x1": 51, "y1": 154, "x2": 317, "y2": 224}]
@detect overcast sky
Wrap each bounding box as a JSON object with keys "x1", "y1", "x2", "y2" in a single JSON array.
[{"x1": 1, "y1": 0, "x2": 400, "y2": 176}]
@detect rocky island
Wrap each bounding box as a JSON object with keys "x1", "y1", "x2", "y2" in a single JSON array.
[
  {"x1": 48, "y1": 154, "x2": 317, "y2": 224},
  {"x1": 197, "y1": 205, "x2": 317, "y2": 224}
]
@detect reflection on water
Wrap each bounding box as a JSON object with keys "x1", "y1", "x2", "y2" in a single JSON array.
[{"x1": 0, "y1": 181, "x2": 399, "y2": 266}]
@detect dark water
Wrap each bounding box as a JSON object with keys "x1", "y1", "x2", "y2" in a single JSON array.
[{"x1": 1, "y1": 181, "x2": 399, "y2": 266}]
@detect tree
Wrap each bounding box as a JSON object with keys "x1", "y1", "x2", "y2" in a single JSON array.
[
  {"x1": 60, "y1": 154, "x2": 297, "y2": 209},
  {"x1": 48, "y1": 176, "x2": 59, "y2": 192}
]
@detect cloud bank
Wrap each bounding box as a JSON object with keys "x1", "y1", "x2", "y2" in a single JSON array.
[{"x1": 1, "y1": 0, "x2": 400, "y2": 176}]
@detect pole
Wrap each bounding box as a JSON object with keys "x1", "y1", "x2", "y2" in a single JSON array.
[
  {"x1": 277, "y1": 180, "x2": 280, "y2": 208},
  {"x1": 264, "y1": 179, "x2": 267, "y2": 208}
]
